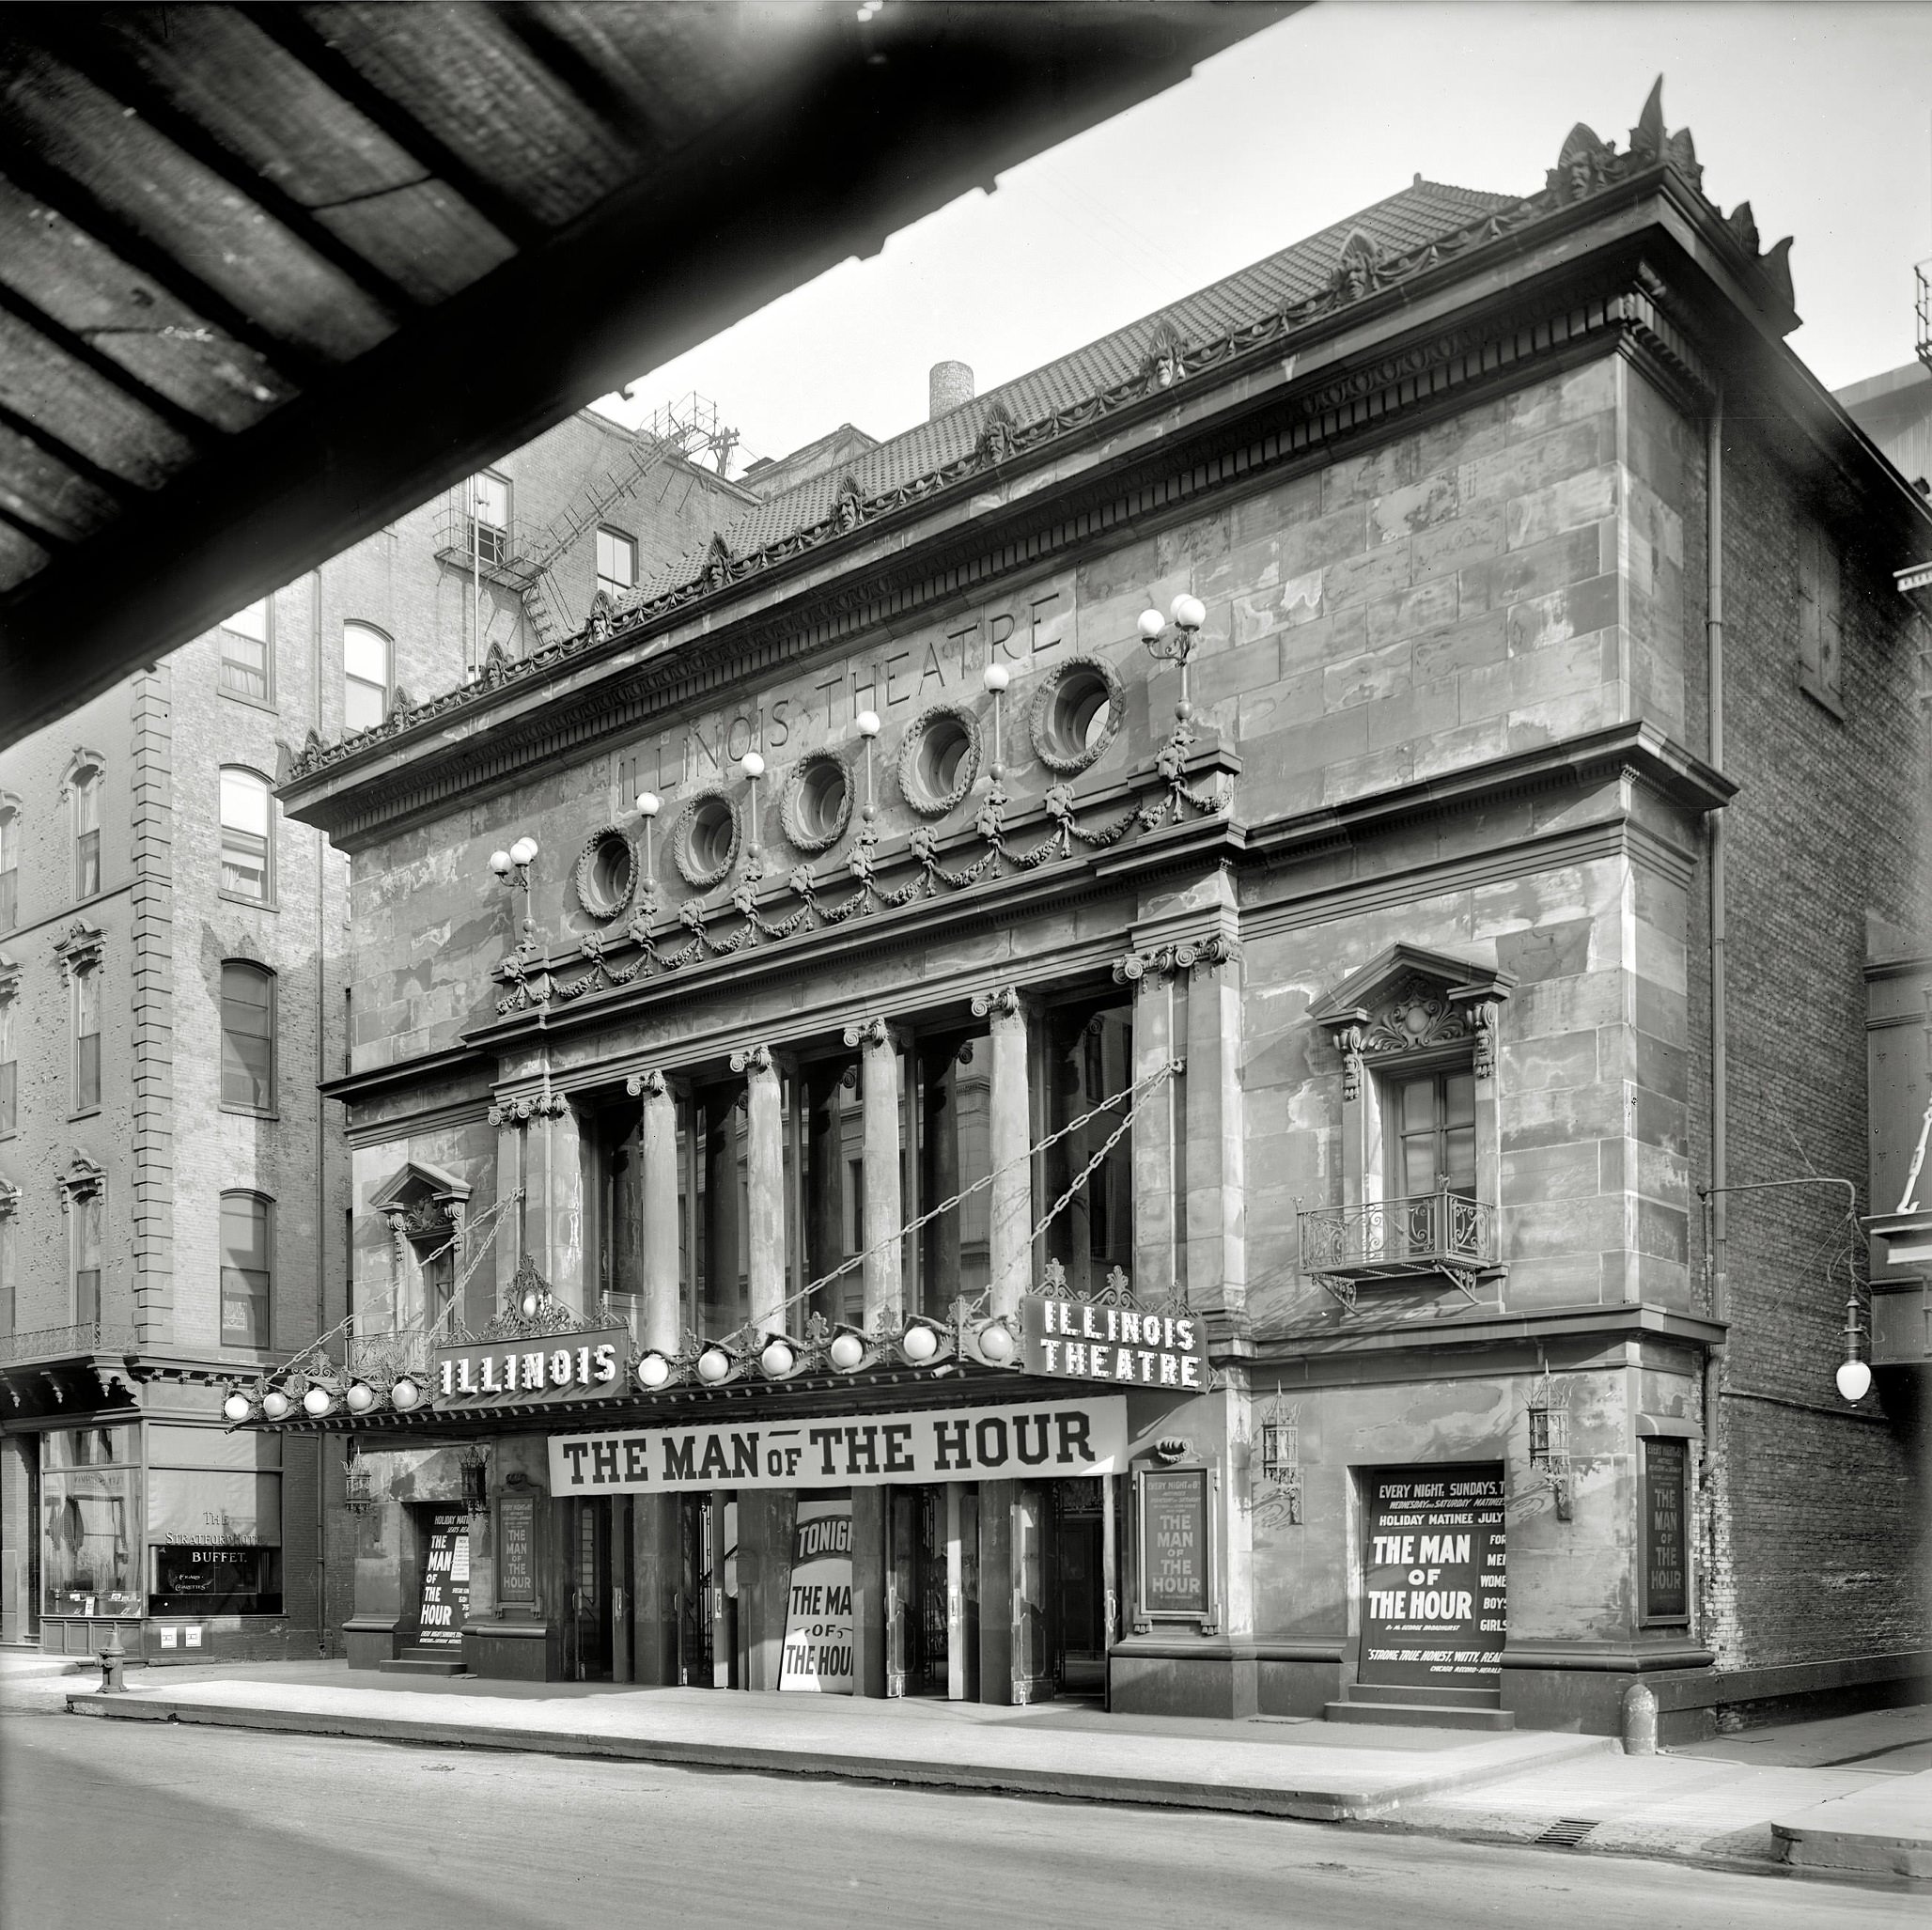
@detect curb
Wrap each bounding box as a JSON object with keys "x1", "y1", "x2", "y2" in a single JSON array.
[{"x1": 64, "y1": 1690, "x2": 1609, "y2": 1824}]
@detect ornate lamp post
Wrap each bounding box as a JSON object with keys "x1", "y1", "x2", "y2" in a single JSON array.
[
  {"x1": 1137, "y1": 592, "x2": 1208, "y2": 724},
  {"x1": 488, "y1": 834, "x2": 541, "y2": 956}
]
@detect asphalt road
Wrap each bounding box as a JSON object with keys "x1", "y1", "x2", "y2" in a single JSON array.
[{"x1": 1, "y1": 1699, "x2": 1920, "y2": 1930}]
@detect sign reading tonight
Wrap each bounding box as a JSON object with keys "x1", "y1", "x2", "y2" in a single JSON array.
[{"x1": 549, "y1": 1396, "x2": 1127, "y2": 1494}]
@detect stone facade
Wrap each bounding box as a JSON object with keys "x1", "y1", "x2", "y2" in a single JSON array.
[
  {"x1": 276, "y1": 97, "x2": 1931, "y2": 1733},
  {"x1": 0, "y1": 409, "x2": 747, "y2": 1658}
]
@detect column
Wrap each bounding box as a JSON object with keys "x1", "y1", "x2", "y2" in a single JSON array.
[
  {"x1": 1185, "y1": 945, "x2": 1246, "y2": 1322},
  {"x1": 628, "y1": 1071, "x2": 682, "y2": 1355},
  {"x1": 540, "y1": 1098, "x2": 586, "y2": 1300},
  {"x1": 851, "y1": 1487, "x2": 889, "y2": 1697},
  {"x1": 845, "y1": 1019, "x2": 903, "y2": 1331},
  {"x1": 1117, "y1": 957, "x2": 1181, "y2": 1299},
  {"x1": 492, "y1": 1112, "x2": 523, "y2": 1309},
  {"x1": 972, "y1": 987, "x2": 1031, "y2": 1317},
  {"x1": 734, "y1": 1045, "x2": 787, "y2": 1335},
  {"x1": 977, "y1": 1480, "x2": 1016, "y2": 1704},
  {"x1": 631, "y1": 1493, "x2": 678, "y2": 1685}
]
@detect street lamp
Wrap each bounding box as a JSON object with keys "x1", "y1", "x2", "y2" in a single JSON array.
[
  {"x1": 489, "y1": 833, "x2": 541, "y2": 955},
  {"x1": 740, "y1": 750, "x2": 766, "y2": 856},
  {"x1": 983, "y1": 661, "x2": 1010, "y2": 779},
  {"x1": 634, "y1": 791, "x2": 661, "y2": 882},
  {"x1": 854, "y1": 709, "x2": 880, "y2": 826},
  {"x1": 1138, "y1": 592, "x2": 1208, "y2": 724},
  {"x1": 1836, "y1": 1294, "x2": 1873, "y2": 1403}
]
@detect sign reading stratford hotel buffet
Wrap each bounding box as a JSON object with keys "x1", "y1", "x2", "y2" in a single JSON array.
[
  {"x1": 549, "y1": 1396, "x2": 1127, "y2": 1495},
  {"x1": 1021, "y1": 1295, "x2": 1207, "y2": 1389}
]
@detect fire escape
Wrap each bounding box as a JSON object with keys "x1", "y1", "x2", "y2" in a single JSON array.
[{"x1": 434, "y1": 393, "x2": 739, "y2": 652}]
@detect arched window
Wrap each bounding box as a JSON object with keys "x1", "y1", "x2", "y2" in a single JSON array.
[
  {"x1": 220, "y1": 1191, "x2": 273, "y2": 1348},
  {"x1": 219, "y1": 768, "x2": 273, "y2": 904},
  {"x1": 220, "y1": 961, "x2": 275, "y2": 1112},
  {"x1": 72, "y1": 763, "x2": 101, "y2": 899},
  {"x1": 0, "y1": 795, "x2": 19, "y2": 932},
  {"x1": 344, "y1": 621, "x2": 391, "y2": 734}
]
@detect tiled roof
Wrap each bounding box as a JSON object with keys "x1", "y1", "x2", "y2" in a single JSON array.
[{"x1": 623, "y1": 178, "x2": 1512, "y2": 607}]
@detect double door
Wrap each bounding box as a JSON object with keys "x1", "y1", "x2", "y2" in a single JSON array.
[{"x1": 558, "y1": 1496, "x2": 634, "y2": 1684}]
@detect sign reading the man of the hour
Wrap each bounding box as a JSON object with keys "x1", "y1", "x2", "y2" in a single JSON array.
[
  {"x1": 549, "y1": 1396, "x2": 1127, "y2": 1495},
  {"x1": 1021, "y1": 1297, "x2": 1207, "y2": 1389},
  {"x1": 433, "y1": 1328, "x2": 627, "y2": 1405},
  {"x1": 1357, "y1": 1463, "x2": 1506, "y2": 1692},
  {"x1": 416, "y1": 1505, "x2": 470, "y2": 1648},
  {"x1": 778, "y1": 1496, "x2": 854, "y2": 1694},
  {"x1": 1140, "y1": 1468, "x2": 1210, "y2": 1617}
]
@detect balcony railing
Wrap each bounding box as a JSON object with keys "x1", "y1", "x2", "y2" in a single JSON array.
[
  {"x1": 346, "y1": 1330, "x2": 430, "y2": 1382},
  {"x1": 1299, "y1": 1191, "x2": 1500, "y2": 1305},
  {"x1": 0, "y1": 1320, "x2": 142, "y2": 1366}
]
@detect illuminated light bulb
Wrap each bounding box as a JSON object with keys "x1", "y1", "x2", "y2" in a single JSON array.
[
  {"x1": 982, "y1": 663, "x2": 1010, "y2": 693},
  {"x1": 346, "y1": 1382, "x2": 375, "y2": 1414},
  {"x1": 1170, "y1": 593, "x2": 1206, "y2": 631},
  {"x1": 740, "y1": 751, "x2": 766, "y2": 781},
  {"x1": 978, "y1": 1322, "x2": 1015, "y2": 1363},
  {"x1": 760, "y1": 1339, "x2": 796, "y2": 1378},
  {"x1": 636, "y1": 791, "x2": 661, "y2": 818},
  {"x1": 509, "y1": 835, "x2": 538, "y2": 866},
  {"x1": 389, "y1": 1377, "x2": 421, "y2": 1411},
  {"x1": 1138, "y1": 609, "x2": 1167, "y2": 643},
  {"x1": 829, "y1": 1331, "x2": 865, "y2": 1372},
  {"x1": 1835, "y1": 1358, "x2": 1873, "y2": 1403},
  {"x1": 697, "y1": 1348, "x2": 731, "y2": 1384},
  {"x1": 489, "y1": 849, "x2": 513, "y2": 878},
  {"x1": 303, "y1": 1385, "x2": 334, "y2": 1418},
  {"x1": 637, "y1": 1353, "x2": 670, "y2": 1390},
  {"x1": 261, "y1": 1390, "x2": 291, "y2": 1421},
  {"x1": 222, "y1": 1392, "x2": 252, "y2": 1424},
  {"x1": 855, "y1": 710, "x2": 880, "y2": 739},
  {"x1": 902, "y1": 1324, "x2": 939, "y2": 1362}
]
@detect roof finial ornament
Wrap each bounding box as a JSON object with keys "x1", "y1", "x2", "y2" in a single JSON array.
[
  {"x1": 1142, "y1": 319, "x2": 1189, "y2": 391},
  {"x1": 1628, "y1": 76, "x2": 1666, "y2": 165},
  {"x1": 1549, "y1": 123, "x2": 1615, "y2": 203},
  {"x1": 974, "y1": 401, "x2": 1019, "y2": 465},
  {"x1": 833, "y1": 473, "x2": 865, "y2": 533},
  {"x1": 1327, "y1": 227, "x2": 1385, "y2": 303}
]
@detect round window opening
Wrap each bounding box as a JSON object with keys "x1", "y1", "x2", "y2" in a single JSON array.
[
  {"x1": 898, "y1": 707, "x2": 981, "y2": 817},
  {"x1": 782, "y1": 754, "x2": 852, "y2": 852},
  {"x1": 1033, "y1": 657, "x2": 1124, "y2": 774},
  {"x1": 573, "y1": 826, "x2": 636, "y2": 921},
  {"x1": 676, "y1": 792, "x2": 741, "y2": 888}
]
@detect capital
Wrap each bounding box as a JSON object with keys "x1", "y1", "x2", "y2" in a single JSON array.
[
  {"x1": 625, "y1": 1068, "x2": 668, "y2": 1099},
  {"x1": 842, "y1": 1016, "x2": 890, "y2": 1051},
  {"x1": 969, "y1": 985, "x2": 1021, "y2": 1019},
  {"x1": 728, "y1": 1042, "x2": 774, "y2": 1075}
]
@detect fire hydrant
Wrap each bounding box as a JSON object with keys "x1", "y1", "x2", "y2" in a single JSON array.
[{"x1": 95, "y1": 1623, "x2": 129, "y2": 1694}]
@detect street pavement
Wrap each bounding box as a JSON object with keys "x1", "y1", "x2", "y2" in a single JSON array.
[{"x1": 3, "y1": 1677, "x2": 1924, "y2": 1930}]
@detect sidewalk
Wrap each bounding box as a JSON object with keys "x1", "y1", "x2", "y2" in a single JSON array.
[{"x1": 60, "y1": 1659, "x2": 1932, "y2": 1880}]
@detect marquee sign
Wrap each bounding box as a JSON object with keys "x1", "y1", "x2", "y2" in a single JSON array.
[
  {"x1": 1021, "y1": 1294, "x2": 1206, "y2": 1390},
  {"x1": 550, "y1": 1395, "x2": 1127, "y2": 1495},
  {"x1": 433, "y1": 1326, "x2": 628, "y2": 1406}
]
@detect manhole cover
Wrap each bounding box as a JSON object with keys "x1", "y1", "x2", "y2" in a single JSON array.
[{"x1": 1534, "y1": 1818, "x2": 1599, "y2": 1848}]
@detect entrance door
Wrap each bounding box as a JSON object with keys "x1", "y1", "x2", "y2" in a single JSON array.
[
  {"x1": 887, "y1": 1486, "x2": 950, "y2": 1696},
  {"x1": 1052, "y1": 1479, "x2": 1108, "y2": 1695},
  {"x1": 560, "y1": 1497, "x2": 613, "y2": 1683},
  {"x1": 677, "y1": 1493, "x2": 714, "y2": 1687}
]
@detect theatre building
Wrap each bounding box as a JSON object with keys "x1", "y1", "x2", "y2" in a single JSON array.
[{"x1": 267, "y1": 88, "x2": 1931, "y2": 1734}]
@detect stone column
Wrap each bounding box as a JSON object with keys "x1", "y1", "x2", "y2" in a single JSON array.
[
  {"x1": 631, "y1": 1493, "x2": 678, "y2": 1686},
  {"x1": 851, "y1": 1486, "x2": 889, "y2": 1697},
  {"x1": 488, "y1": 1091, "x2": 583, "y2": 1300},
  {"x1": 626, "y1": 1070, "x2": 682, "y2": 1354},
  {"x1": 1185, "y1": 943, "x2": 1245, "y2": 1323},
  {"x1": 1115, "y1": 954, "x2": 1182, "y2": 1299},
  {"x1": 844, "y1": 1019, "x2": 903, "y2": 1331},
  {"x1": 977, "y1": 1480, "x2": 1015, "y2": 1704},
  {"x1": 733, "y1": 1044, "x2": 787, "y2": 1335},
  {"x1": 972, "y1": 987, "x2": 1032, "y2": 1317}
]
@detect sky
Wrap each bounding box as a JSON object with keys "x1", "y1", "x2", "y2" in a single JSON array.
[{"x1": 592, "y1": 2, "x2": 1932, "y2": 474}]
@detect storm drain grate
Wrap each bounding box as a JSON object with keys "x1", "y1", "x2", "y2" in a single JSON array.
[{"x1": 1534, "y1": 1818, "x2": 1600, "y2": 1848}]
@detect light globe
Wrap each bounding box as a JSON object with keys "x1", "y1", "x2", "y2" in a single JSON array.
[
  {"x1": 978, "y1": 1322, "x2": 1015, "y2": 1363},
  {"x1": 346, "y1": 1381, "x2": 375, "y2": 1414},
  {"x1": 1836, "y1": 1358, "x2": 1873, "y2": 1403},
  {"x1": 902, "y1": 1324, "x2": 939, "y2": 1363},
  {"x1": 222, "y1": 1392, "x2": 253, "y2": 1424},
  {"x1": 829, "y1": 1331, "x2": 865, "y2": 1371},
  {"x1": 261, "y1": 1390, "x2": 290, "y2": 1421},
  {"x1": 1170, "y1": 592, "x2": 1206, "y2": 631},
  {"x1": 389, "y1": 1377, "x2": 421, "y2": 1411},
  {"x1": 637, "y1": 1353, "x2": 670, "y2": 1390},
  {"x1": 760, "y1": 1339, "x2": 795, "y2": 1378},
  {"x1": 303, "y1": 1384, "x2": 334, "y2": 1418},
  {"x1": 697, "y1": 1348, "x2": 731, "y2": 1384}
]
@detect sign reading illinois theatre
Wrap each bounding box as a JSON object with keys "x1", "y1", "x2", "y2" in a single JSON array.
[{"x1": 551, "y1": 1397, "x2": 1126, "y2": 1495}]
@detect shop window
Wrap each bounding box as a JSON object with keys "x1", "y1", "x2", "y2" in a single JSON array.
[
  {"x1": 596, "y1": 525, "x2": 637, "y2": 601},
  {"x1": 0, "y1": 977, "x2": 15, "y2": 1136},
  {"x1": 1797, "y1": 513, "x2": 1844, "y2": 714},
  {"x1": 0, "y1": 796, "x2": 19, "y2": 932},
  {"x1": 146, "y1": 1422, "x2": 282, "y2": 1615},
  {"x1": 72, "y1": 961, "x2": 100, "y2": 1113},
  {"x1": 344, "y1": 620, "x2": 392, "y2": 735},
  {"x1": 41, "y1": 1424, "x2": 140, "y2": 1620},
  {"x1": 220, "y1": 960, "x2": 276, "y2": 1112},
  {"x1": 220, "y1": 1191, "x2": 272, "y2": 1348},
  {"x1": 219, "y1": 596, "x2": 273, "y2": 703},
  {"x1": 219, "y1": 767, "x2": 273, "y2": 903},
  {"x1": 1040, "y1": 996, "x2": 1135, "y2": 1294},
  {"x1": 71, "y1": 762, "x2": 101, "y2": 900}
]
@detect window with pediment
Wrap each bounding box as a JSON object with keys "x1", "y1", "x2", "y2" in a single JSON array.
[{"x1": 370, "y1": 1161, "x2": 470, "y2": 1337}]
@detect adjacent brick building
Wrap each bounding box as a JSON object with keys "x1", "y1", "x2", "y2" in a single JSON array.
[
  {"x1": 0, "y1": 407, "x2": 748, "y2": 1658},
  {"x1": 269, "y1": 86, "x2": 1929, "y2": 1734}
]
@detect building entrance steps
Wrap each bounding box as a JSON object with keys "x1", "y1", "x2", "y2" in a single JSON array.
[
  {"x1": 56, "y1": 1661, "x2": 1932, "y2": 1876},
  {"x1": 1325, "y1": 1700, "x2": 1517, "y2": 1731},
  {"x1": 376, "y1": 1653, "x2": 469, "y2": 1678}
]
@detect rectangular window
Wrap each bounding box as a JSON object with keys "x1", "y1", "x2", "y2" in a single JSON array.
[
  {"x1": 73, "y1": 967, "x2": 100, "y2": 1113},
  {"x1": 74, "y1": 776, "x2": 100, "y2": 900},
  {"x1": 73, "y1": 1189, "x2": 101, "y2": 1325},
  {"x1": 219, "y1": 770, "x2": 272, "y2": 902},
  {"x1": 1797, "y1": 514, "x2": 1844, "y2": 712},
  {"x1": 220, "y1": 964, "x2": 275, "y2": 1111},
  {"x1": 0, "y1": 995, "x2": 15, "y2": 1134},
  {"x1": 467, "y1": 472, "x2": 511, "y2": 566},
  {"x1": 1042, "y1": 998, "x2": 1135, "y2": 1294},
  {"x1": 1, "y1": 1212, "x2": 14, "y2": 1333},
  {"x1": 596, "y1": 526, "x2": 637, "y2": 600},
  {"x1": 145, "y1": 1424, "x2": 283, "y2": 1616},
  {"x1": 219, "y1": 597, "x2": 273, "y2": 702},
  {"x1": 0, "y1": 808, "x2": 17, "y2": 932},
  {"x1": 1385, "y1": 1066, "x2": 1476, "y2": 1200},
  {"x1": 220, "y1": 1194, "x2": 272, "y2": 1348},
  {"x1": 343, "y1": 623, "x2": 390, "y2": 735}
]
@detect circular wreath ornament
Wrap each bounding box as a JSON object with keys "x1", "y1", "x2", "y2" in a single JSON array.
[
  {"x1": 1030, "y1": 654, "x2": 1125, "y2": 774},
  {"x1": 778, "y1": 751, "x2": 853, "y2": 852},
  {"x1": 896, "y1": 704, "x2": 982, "y2": 817},
  {"x1": 672, "y1": 788, "x2": 741, "y2": 889},
  {"x1": 573, "y1": 824, "x2": 638, "y2": 921}
]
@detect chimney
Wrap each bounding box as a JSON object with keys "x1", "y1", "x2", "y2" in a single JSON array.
[{"x1": 928, "y1": 360, "x2": 974, "y2": 421}]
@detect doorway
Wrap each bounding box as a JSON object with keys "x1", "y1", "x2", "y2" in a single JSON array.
[
  {"x1": 888, "y1": 1486, "x2": 951, "y2": 1696},
  {"x1": 559, "y1": 1497, "x2": 612, "y2": 1683},
  {"x1": 1051, "y1": 1477, "x2": 1109, "y2": 1696},
  {"x1": 678, "y1": 1492, "x2": 737, "y2": 1687}
]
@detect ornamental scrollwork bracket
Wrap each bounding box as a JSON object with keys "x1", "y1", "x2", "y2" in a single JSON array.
[{"x1": 487, "y1": 1091, "x2": 569, "y2": 1128}]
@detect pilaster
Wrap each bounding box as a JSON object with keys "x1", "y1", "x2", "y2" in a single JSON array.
[
  {"x1": 731, "y1": 1044, "x2": 787, "y2": 1335},
  {"x1": 844, "y1": 1018, "x2": 903, "y2": 1330},
  {"x1": 129, "y1": 665, "x2": 173, "y2": 1345},
  {"x1": 626, "y1": 1069, "x2": 682, "y2": 1353},
  {"x1": 971, "y1": 987, "x2": 1032, "y2": 1317}
]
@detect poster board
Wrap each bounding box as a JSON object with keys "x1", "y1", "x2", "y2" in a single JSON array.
[
  {"x1": 1132, "y1": 1462, "x2": 1217, "y2": 1633},
  {"x1": 778, "y1": 1495, "x2": 854, "y2": 1693},
  {"x1": 416, "y1": 1505, "x2": 471, "y2": 1648},
  {"x1": 496, "y1": 1493, "x2": 538, "y2": 1611},
  {"x1": 1640, "y1": 1438, "x2": 1690, "y2": 1625},
  {"x1": 1357, "y1": 1463, "x2": 1505, "y2": 1694}
]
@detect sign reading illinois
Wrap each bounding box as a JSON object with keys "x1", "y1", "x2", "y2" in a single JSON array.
[
  {"x1": 1021, "y1": 1296, "x2": 1207, "y2": 1390},
  {"x1": 433, "y1": 1327, "x2": 628, "y2": 1407},
  {"x1": 1357, "y1": 1463, "x2": 1505, "y2": 1692},
  {"x1": 550, "y1": 1396, "x2": 1127, "y2": 1495}
]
